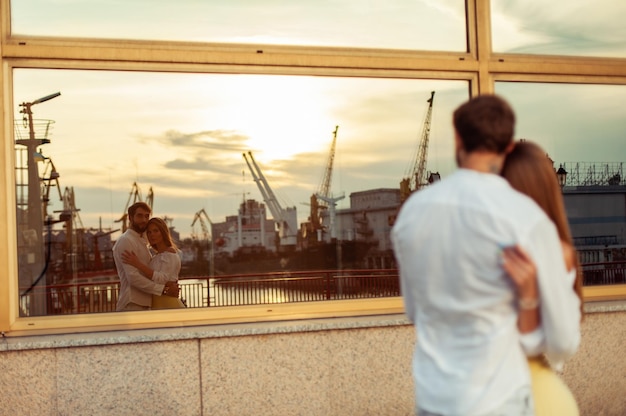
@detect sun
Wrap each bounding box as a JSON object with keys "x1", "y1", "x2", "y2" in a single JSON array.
[{"x1": 221, "y1": 74, "x2": 337, "y2": 162}]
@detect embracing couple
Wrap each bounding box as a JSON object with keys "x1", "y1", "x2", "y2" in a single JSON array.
[
  {"x1": 113, "y1": 201, "x2": 185, "y2": 311},
  {"x1": 392, "y1": 95, "x2": 582, "y2": 416}
]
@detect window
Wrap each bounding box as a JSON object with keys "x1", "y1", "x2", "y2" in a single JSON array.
[
  {"x1": 2, "y1": 0, "x2": 625, "y2": 334},
  {"x1": 13, "y1": 68, "x2": 467, "y2": 317},
  {"x1": 495, "y1": 82, "x2": 624, "y2": 163},
  {"x1": 491, "y1": 0, "x2": 626, "y2": 58},
  {"x1": 11, "y1": 0, "x2": 467, "y2": 52},
  {"x1": 496, "y1": 82, "x2": 626, "y2": 287}
]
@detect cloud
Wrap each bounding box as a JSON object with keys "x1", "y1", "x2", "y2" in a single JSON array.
[
  {"x1": 493, "y1": 0, "x2": 626, "y2": 56},
  {"x1": 132, "y1": 129, "x2": 253, "y2": 180},
  {"x1": 139, "y1": 129, "x2": 249, "y2": 151}
]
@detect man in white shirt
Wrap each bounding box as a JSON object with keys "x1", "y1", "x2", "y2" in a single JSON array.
[
  {"x1": 113, "y1": 202, "x2": 179, "y2": 311},
  {"x1": 391, "y1": 95, "x2": 580, "y2": 415}
]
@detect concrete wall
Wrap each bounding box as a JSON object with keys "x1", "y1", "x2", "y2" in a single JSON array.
[
  {"x1": 561, "y1": 309, "x2": 626, "y2": 416},
  {"x1": 1, "y1": 309, "x2": 624, "y2": 416}
]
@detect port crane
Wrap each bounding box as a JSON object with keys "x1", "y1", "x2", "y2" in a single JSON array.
[
  {"x1": 115, "y1": 181, "x2": 154, "y2": 232},
  {"x1": 191, "y1": 208, "x2": 214, "y2": 277},
  {"x1": 39, "y1": 155, "x2": 62, "y2": 221},
  {"x1": 400, "y1": 91, "x2": 438, "y2": 202},
  {"x1": 304, "y1": 126, "x2": 341, "y2": 242},
  {"x1": 243, "y1": 151, "x2": 298, "y2": 248},
  {"x1": 54, "y1": 186, "x2": 85, "y2": 276},
  {"x1": 317, "y1": 126, "x2": 339, "y2": 205}
]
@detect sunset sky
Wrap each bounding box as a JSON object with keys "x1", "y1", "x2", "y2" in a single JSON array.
[{"x1": 9, "y1": 0, "x2": 626, "y2": 239}]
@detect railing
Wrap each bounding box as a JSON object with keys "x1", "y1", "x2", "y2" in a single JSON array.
[
  {"x1": 209, "y1": 269, "x2": 400, "y2": 306},
  {"x1": 18, "y1": 263, "x2": 626, "y2": 316},
  {"x1": 18, "y1": 281, "x2": 120, "y2": 316},
  {"x1": 581, "y1": 261, "x2": 626, "y2": 286},
  {"x1": 18, "y1": 269, "x2": 400, "y2": 315}
]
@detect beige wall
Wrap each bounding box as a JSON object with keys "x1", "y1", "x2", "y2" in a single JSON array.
[
  {"x1": 562, "y1": 310, "x2": 626, "y2": 416},
  {"x1": 0, "y1": 311, "x2": 624, "y2": 416}
]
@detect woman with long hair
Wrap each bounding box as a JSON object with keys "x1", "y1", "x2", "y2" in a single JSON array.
[
  {"x1": 122, "y1": 217, "x2": 185, "y2": 309},
  {"x1": 501, "y1": 140, "x2": 583, "y2": 415}
]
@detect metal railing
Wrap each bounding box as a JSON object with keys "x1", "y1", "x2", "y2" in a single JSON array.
[
  {"x1": 581, "y1": 261, "x2": 626, "y2": 286},
  {"x1": 17, "y1": 263, "x2": 626, "y2": 316},
  {"x1": 18, "y1": 281, "x2": 120, "y2": 316},
  {"x1": 208, "y1": 269, "x2": 400, "y2": 306},
  {"x1": 18, "y1": 269, "x2": 400, "y2": 315}
]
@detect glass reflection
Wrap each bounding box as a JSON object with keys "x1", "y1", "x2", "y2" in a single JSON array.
[
  {"x1": 10, "y1": 0, "x2": 466, "y2": 52},
  {"x1": 13, "y1": 69, "x2": 468, "y2": 315},
  {"x1": 496, "y1": 82, "x2": 626, "y2": 284},
  {"x1": 491, "y1": 0, "x2": 626, "y2": 58}
]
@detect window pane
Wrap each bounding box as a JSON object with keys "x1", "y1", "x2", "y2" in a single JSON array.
[
  {"x1": 13, "y1": 68, "x2": 468, "y2": 316},
  {"x1": 491, "y1": 0, "x2": 626, "y2": 58},
  {"x1": 10, "y1": 0, "x2": 467, "y2": 52},
  {"x1": 496, "y1": 82, "x2": 626, "y2": 284}
]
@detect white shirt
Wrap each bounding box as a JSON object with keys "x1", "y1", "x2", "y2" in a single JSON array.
[
  {"x1": 519, "y1": 267, "x2": 579, "y2": 371},
  {"x1": 149, "y1": 250, "x2": 182, "y2": 284},
  {"x1": 391, "y1": 169, "x2": 580, "y2": 416},
  {"x1": 113, "y1": 229, "x2": 165, "y2": 311}
]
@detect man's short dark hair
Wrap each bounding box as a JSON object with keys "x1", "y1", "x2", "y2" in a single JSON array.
[
  {"x1": 453, "y1": 94, "x2": 515, "y2": 153},
  {"x1": 128, "y1": 201, "x2": 152, "y2": 217}
]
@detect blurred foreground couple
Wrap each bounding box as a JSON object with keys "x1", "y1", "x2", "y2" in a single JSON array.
[{"x1": 392, "y1": 94, "x2": 582, "y2": 416}]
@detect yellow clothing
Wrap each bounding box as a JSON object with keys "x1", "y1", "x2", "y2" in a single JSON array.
[
  {"x1": 152, "y1": 295, "x2": 185, "y2": 309},
  {"x1": 528, "y1": 357, "x2": 579, "y2": 416}
]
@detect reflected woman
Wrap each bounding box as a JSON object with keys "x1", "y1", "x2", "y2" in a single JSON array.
[
  {"x1": 501, "y1": 140, "x2": 583, "y2": 415},
  {"x1": 122, "y1": 217, "x2": 185, "y2": 309}
]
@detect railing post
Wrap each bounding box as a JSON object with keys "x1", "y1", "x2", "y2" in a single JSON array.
[
  {"x1": 325, "y1": 271, "x2": 331, "y2": 300},
  {"x1": 206, "y1": 277, "x2": 211, "y2": 307}
]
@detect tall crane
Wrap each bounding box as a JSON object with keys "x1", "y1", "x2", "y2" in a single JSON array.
[
  {"x1": 307, "y1": 126, "x2": 339, "y2": 238},
  {"x1": 243, "y1": 151, "x2": 298, "y2": 248},
  {"x1": 317, "y1": 125, "x2": 339, "y2": 205},
  {"x1": 40, "y1": 156, "x2": 62, "y2": 220},
  {"x1": 401, "y1": 91, "x2": 436, "y2": 202},
  {"x1": 191, "y1": 208, "x2": 214, "y2": 277},
  {"x1": 57, "y1": 186, "x2": 85, "y2": 276}
]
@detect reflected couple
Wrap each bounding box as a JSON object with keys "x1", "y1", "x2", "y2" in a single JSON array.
[{"x1": 112, "y1": 202, "x2": 185, "y2": 311}]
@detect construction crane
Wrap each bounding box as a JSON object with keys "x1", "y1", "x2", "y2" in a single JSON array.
[
  {"x1": 243, "y1": 151, "x2": 298, "y2": 248},
  {"x1": 400, "y1": 91, "x2": 437, "y2": 202},
  {"x1": 303, "y1": 126, "x2": 344, "y2": 242},
  {"x1": 55, "y1": 186, "x2": 85, "y2": 274},
  {"x1": 317, "y1": 125, "x2": 339, "y2": 205},
  {"x1": 191, "y1": 208, "x2": 214, "y2": 277},
  {"x1": 39, "y1": 156, "x2": 62, "y2": 220},
  {"x1": 59, "y1": 186, "x2": 84, "y2": 231},
  {"x1": 114, "y1": 182, "x2": 153, "y2": 232},
  {"x1": 305, "y1": 126, "x2": 339, "y2": 241}
]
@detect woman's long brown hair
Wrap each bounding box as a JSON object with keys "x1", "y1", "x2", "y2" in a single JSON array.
[
  {"x1": 147, "y1": 217, "x2": 177, "y2": 251},
  {"x1": 502, "y1": 140, "x2": 584, "y2": 314}
]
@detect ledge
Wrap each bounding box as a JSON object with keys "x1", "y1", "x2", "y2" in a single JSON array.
[
  {"x1": 584, "y1": 299, "x2": 626, "y2": 313},
  {"x1": 0, "y1": 313, "x2": 412, "y2": 352},
  {"x1": 1, "y1": 300, "x2": 624, "y2": 353}
]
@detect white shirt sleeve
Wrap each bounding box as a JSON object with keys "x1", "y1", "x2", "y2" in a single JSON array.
[
  {"x1": 519, "y1": 327, "x2": 545, "y2": 357},
  {"x1": 391, "y1": 228, "x2": 416, "y2": 323},
  {"x1": 523, "y1": 219, "x2": 581, "y2": 366},
  {"x1": 151, "y1": 252, "x2": 181, "y2": 284},
  {"x1": 114, "y1": 234, "x2": 164, "y2": 296}
]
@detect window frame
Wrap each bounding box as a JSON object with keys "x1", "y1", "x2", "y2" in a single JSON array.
[{"x1": 1, "y1": 0, "x2": 625, "y2": 336}]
